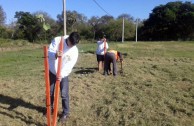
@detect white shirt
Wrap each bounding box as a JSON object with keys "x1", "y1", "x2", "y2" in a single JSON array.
[
  {"x1": 96, "y1": 40, "x2": 109, "y2": 55},
  {"x1": 48, "y1": 35, "x2": 78, "y2": 77}
]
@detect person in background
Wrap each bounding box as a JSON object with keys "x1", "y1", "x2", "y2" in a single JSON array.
[
  {"x1": 48, "y1": 32, "x2": 80, "y2": 123},
  {"x1": 96, "y1": 35, "x2": 109, "y2": 71},
  {"x1": 103, "y1": 50, "x2": 123, "y2": 76}
]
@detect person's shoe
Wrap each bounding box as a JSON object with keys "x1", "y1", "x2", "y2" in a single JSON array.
[
  {"x1": 103, "y1": 71, "x2": 108, "y2": 76},
  {"x1": 103, "y1": 73, "x2": 106, "y2": 76},
  {"x1": 113, "y1": 74, "x2": 117, "y2": 77},
  {"x1": 59, "y1": 114, "x2": 69, "y2": 123}
]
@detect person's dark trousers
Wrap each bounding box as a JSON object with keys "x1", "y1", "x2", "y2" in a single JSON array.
[
  {"x1": 49, "y1": 71, "x2": 69, "y2": 116},
  {"x1": 104, "y1": 52, "x2": 117, "y2": 76}
]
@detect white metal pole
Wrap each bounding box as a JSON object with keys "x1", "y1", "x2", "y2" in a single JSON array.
[
  {"x1": 122, "y1": 17, "x2": 124, "y2": 42},
  {"x1": 63, "y1": 0, "x2": 66, "y2": 36},
  {"x1": 136, "y1": 19, "x2": 138, "y2": 42}
]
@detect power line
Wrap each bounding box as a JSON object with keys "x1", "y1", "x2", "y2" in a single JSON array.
[{"x1": 92, "y1": 0, "x2": 111, "y2": 16}]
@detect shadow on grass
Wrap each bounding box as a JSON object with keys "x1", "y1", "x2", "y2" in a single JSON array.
[
  {"x1": 122, "y1": 53, "x2": 128, "y2": 56},
  {"x1": 74, "y1": 67, "x2": 98, "y2": 74},
  {"x1": 80, "y1": 50, "x2": 95, "y2": 54},
  {"x1": 0, "y1": 94, "x2": 45, "y2": 126}
]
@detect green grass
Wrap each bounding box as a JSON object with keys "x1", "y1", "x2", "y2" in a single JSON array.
[{"x1": 0, "y1": 41, "x2": 194, "y2": 126}]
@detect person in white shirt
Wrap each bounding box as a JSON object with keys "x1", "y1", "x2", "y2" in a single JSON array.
[
  {"x1": 96, "y1": 35, "x2": 109, "y2": 71},
  {"x1": 48, "y1": 32, "x2": 80, "y2": 123}
]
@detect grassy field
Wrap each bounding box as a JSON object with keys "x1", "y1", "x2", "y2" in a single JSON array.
[{"x1": 0, "y1": 41, "x2": 194, "y2": 126}]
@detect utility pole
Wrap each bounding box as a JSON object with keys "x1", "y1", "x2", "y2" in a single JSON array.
[
  {"x1": 63, "y1": 0, "x2": 66, "y2": 36},
  {"x1": 136, "y1": 18, "x2": 139, "y2": 42},
  {"x1": 122, "y1": 17, "x2": 124, "y2": 42}
]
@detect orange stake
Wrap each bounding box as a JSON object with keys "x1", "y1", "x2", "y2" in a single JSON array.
[
  {"x1": 43, "y1": 46, "x2": 51, "y2": 126},
  {"x1": 52, "y1": 37, "x2": 64, "y2": 126}
]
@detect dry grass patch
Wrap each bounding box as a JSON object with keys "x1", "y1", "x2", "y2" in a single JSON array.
[{"x1": 0, "y1": 42, "x2": 194, "y2": 126}]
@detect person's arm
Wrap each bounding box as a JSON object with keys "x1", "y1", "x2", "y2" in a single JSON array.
[
  {"x1": 48, "y1": 37, "x2": 60, "y2": 60},
  {"x1": 118, "y1": 52, "x2": 123, "y2": 62},
  {"x1": 55, "y1": 51, "x2": 63, "y2": 59}
]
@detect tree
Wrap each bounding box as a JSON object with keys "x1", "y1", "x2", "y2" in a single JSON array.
[
  {"x1": 0, "y1": 5, "x2": 6, "y2": 26},
  {"x1": 34, "y1": 11, "x2": 58, "y2": 41},
  {"x1": 105, "y1": 19, "x2": 121, "y2": 41},
  {"x1": 139, "y1": 1, "x2": 194, "y2": 41},
  {"x1": 33, "y1": 11, "x2": 56, "y2": 26},
  {"x1": 0, "y1": 5, "x2": 9, "y2": 38},
  {"x1": 88, "y1": 16, "x2": 101, "y2": 40},
  {"x1": 117, "y1": 14, "x2": 134, "y2": 22},
  {"x1": 176, "y1": 2, "x2": 194, "y2": 40},
  {"x1": 33, "y1": 11, "x2": 58, "y2": 43},
  {"x1": 14, "y1": 11, "x2": 42, "y2": 42},
  {"x1": 66, "y1": 11, "x2": 78, "y2": 32},
  {"x1": 99, "y1": 15, "x2": 114, "y2": 25},
  {"x1": 104, "y1": 18, "x2": 135, "y2": 41},
  {"x1": 56, "y1": 10, "x2": 87, "y2": 35},
  {"x1": 36, "y1": 14, "x2": 51, "y2": 41}
]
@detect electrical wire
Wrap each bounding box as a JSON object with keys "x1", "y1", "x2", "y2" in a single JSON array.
[{"x1": 92, "y1": 0, "x2": 111, "y2": 16}]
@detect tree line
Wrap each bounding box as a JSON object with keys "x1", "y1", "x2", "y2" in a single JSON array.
[{"x1": 0, "y1": 1, "x2": 194, "y2": 42}]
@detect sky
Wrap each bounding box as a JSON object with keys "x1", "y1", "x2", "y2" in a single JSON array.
[{"x1": 0, "y1": 0, "x2": 193, "y2": 24}]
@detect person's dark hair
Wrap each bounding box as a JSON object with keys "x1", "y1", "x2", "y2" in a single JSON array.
[
  {"x1": 117, "y1": 51, "x2": 123, "y2": 61},
  {"x1": 69, "y1": 32, "x2": 80, "y2": 45}
]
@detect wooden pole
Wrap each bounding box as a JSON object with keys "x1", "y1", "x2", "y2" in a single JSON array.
[
  {"x1": 122, "y1": 17, "x2": 124, "y2": 42},
  {"x1": 63, "y1": 0, "x2": 66, "y2": 36},
  {"x1": 43, "y1": 46, "x2": 51, "y2": 126},
  {"x1": 136, "y1": 18, "x2": 138, "y2": 42},
  {"x1": 52, "y1": 37, "x2": 64, "y2": 126}
]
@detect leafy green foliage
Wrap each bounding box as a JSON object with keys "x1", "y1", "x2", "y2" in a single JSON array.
[
  {"x1": 1, "y1": 2, "x2": 194, "y2": 41},
  {"x1": 0, "y1": 5, "x2": 6, "y2": 25},
  {"x1": 14, "y1": 11, "x2": 42, "y2": 42},
  {"x1": 140, "y1": 1, "x2": 194, "y2": 41},
  {"x1": 0, "y1": 26, "x2": 12, "y2": 38}
]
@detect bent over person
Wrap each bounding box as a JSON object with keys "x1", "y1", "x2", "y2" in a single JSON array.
[
  {"x1": 48, "y1": 32, "x2": 80, "y2": 123},
  {"x1": 103, "y1": 50, "x2": 123, "y2": 76}
]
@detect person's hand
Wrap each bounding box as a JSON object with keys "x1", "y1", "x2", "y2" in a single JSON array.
[
  {"x1": 55, "y1": 51, "x2": 63, "y2": 59},
  {"x1": 56, "y1": 75, "x2": 62, "y2": 81},
  {"x1": 57, "y1": 50, "x2": 63, "y2": 57}
]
